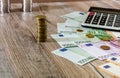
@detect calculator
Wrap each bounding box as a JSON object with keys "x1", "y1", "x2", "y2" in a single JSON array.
[{"x1": 82, "y1": 7, "x2": 120, "y2": 31}]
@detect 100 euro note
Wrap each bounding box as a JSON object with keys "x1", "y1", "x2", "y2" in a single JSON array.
[
  {"x1": 52, "y1": 47, "x2": 96, "y2": 65},
  {"x1": 78, "y1": 41, "x2": 120, "y2": 60}
]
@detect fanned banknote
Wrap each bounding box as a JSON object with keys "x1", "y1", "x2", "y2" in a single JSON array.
[
  {"x1": 57, "y1": 23, "x2": 87, "y2": 34},
  {"x1": 78, "y1": 41, "x2": 120, "y2": 60},
  {"x1": 52, "y1": 47, "x2": 95, "y2": 65},
  {"x1": 61, "y1": 11, "x2": 86, "y2": 22},
  {"x1": 98, "y1": 63, "x2": 120, "y2": 78},
  {"x1": 51, "y1": 33, "x2": 100, "y2": 48}
]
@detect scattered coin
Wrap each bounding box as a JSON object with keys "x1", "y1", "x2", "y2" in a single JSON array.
[
  {"x1": 86, "y1": 34, "x2": 94, "y2": 38},
  {"x1": 76, "y1": 29, "x2": 83, "y2": 32},
  {"x1": 100, "y1": 45, "x2": 110, "y2": 50},
  {"x1": 102, "y1": 37, "x2": 111, "y2": 41}
]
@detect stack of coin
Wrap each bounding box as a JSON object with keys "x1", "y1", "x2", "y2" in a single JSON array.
[{"x1": 36, "y1": 15, "x2": 47, "y2": 43}]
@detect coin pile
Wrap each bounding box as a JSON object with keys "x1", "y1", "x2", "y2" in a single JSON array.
[{"x1": 36, "y1": 15, "x2": 47, "y2": 43}]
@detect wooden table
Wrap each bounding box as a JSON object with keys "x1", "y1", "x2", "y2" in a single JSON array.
[{"x1": 0, "y1": 0, "x2": 120, "y2": 78}]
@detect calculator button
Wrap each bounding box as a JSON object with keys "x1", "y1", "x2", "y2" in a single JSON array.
[
  {"x1": 102, "y1": 13, "x2": 108, "y2": 17},
  {"x1": 106, "y1": 22, "x2": 113, "y2": 26},
  {"x1": 115, "y1": 15, "x2": 120, "y2": 22},
  {"x1": 109, "y1": 14, "x2": 115, "y2": 18},
  {"x1": 89, "y1": 12, "x2": 95, "y2": 16},
  {"x1": 114, "y1": 23, "x2": 120, "y2": 27},
  {"x1": 108, "y1": 17, "x2": 114, "y2": 22}
]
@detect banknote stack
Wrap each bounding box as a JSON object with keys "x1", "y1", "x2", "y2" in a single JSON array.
[
  {"x1": 36, "y1": 15, "x2": 47, "y2": 43},
  {"x1": 98, "y1": 56, "x2": 120, "y2": 78},
  {"x1": 51, "y1": 11, "x2": 120, "y2": 66}
]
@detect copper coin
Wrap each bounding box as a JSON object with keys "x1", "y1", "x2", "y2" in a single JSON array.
[
  {"x1": 86, "y1": 34, "x2": 94, "y2": 38},
  {"x1": 102, "y1": 37, "x2": 111, "y2": 41},
  {"x1": 76, "y1": 29, "x2": 83, "y2": 32},
  {"x1": 100, "y1": 45, "x2": 110, "y2": 50}
]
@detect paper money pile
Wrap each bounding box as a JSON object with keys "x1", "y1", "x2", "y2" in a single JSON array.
[
  {"x1": 98, "y1": 56, "x2": 120, "y2": 78},
  {"x1": 51, "y1": 11, "x2": 120, "y2": 66}
]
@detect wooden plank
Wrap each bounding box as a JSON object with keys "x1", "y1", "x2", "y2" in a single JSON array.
[{"x1": 11, "y1": 0, "x2": 96, "y2": 3}]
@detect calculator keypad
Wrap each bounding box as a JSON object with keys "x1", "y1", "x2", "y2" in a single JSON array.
[
  {"x1": 82, "y1": 7, "x2": 120, "y2": 31},
  {"x1": 84, "y1": 12, "x2": 120, "y2": 30}
]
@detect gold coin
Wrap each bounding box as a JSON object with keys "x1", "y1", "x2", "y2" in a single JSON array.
[
  {"x1": 36, "y1": 15, "x2": 46, "y2": 19},
  {"x1": 100, "y1": 45, "x2": 110, "y2": 50},
  {"x1": 86, "y1": 34, "x2": 94, "y2": 38},
  {"x1": 102, "y1": 37, "x2": 111, "y2": 41},
  {"x1": 76, "y1": 29, "x2": 83, "y2": 32}
]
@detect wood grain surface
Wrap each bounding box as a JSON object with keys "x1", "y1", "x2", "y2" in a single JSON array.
[
  {"x1": 0, "y1": 0, "x2": 120, "y2": 78},
  {"x1": 11, "y1": 0, "x2": 93, "y2": 3}
]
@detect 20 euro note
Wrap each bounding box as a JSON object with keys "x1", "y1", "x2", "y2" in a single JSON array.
[
  {"x1": 52, "y1": 47, "x2": 96, "y2": 65},
  {"x1": 87, "y1": 29, "x2": 113, "y2": 40}
]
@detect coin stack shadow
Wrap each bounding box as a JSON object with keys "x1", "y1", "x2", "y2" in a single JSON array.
[{"x1": 36, "y1": 15, "x2": 47, "y2": 43}]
